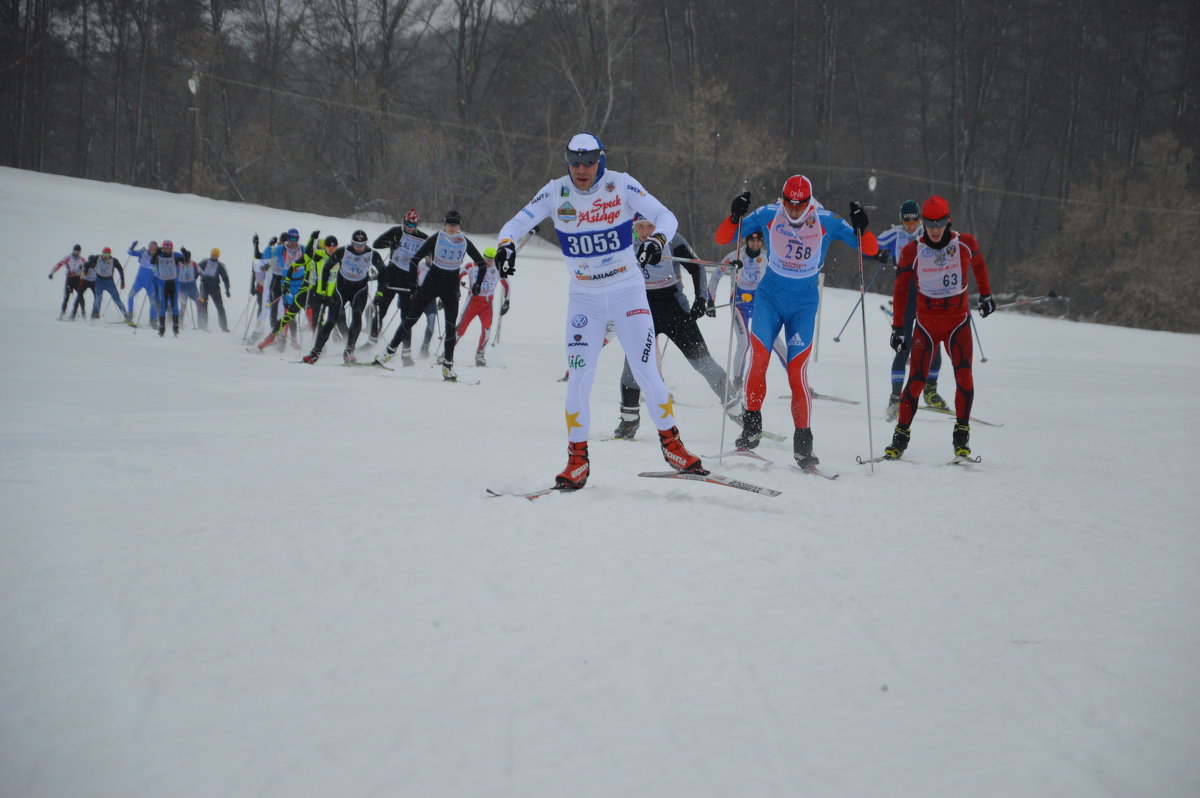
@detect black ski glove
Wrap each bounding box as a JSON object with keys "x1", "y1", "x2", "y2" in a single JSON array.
[
  {"x1": 705, "y1": 299, "x2": 716, "y2": 318},
  {"x1": 131, "y1": 240, "x2": 138, "y2": 249},
  {"x1": 495, "y1": 240, "x2": 517, "y2": 276},
  {"x1": 689, "y1": 297, "x2": 707, "y2": 320},
  {"x1": 252, "y1": 233, "x2": 259, "y2": 246},
  {"x1": 849, "y1": 201, "x2": 869, "y2": 235},
  {"x1": 876, "y1": 250, "x2": 892, "y2": 264},
  {"x1": 310, "y1": 229, "x2": 320, "y2": 241},
  {"x1": 501, "y1": 299, "x2": 510, "y2": 316},
  {"x1": 979, "y1": 295, "x2": 996, "y2": 318},
  {"x1": 730, "y1": 191, "x2": 751, "y2": 221},
  {"x1": 890, "y1": 326, "x2": 906, "y2": 353},
  {"x1": 636, "y1": 233, "x2": 667, "y2": 266}
]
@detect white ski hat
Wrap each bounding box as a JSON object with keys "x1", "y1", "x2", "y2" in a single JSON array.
[
  {"x1": 566, "y1": 133, "x2": 603, "y2": 153},
  {"x1": 564, "y1": 132, "x2": 607, "y2": 183}
]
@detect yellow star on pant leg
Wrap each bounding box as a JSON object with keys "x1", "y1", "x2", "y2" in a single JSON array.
[
  {"x1": 657, "y1": 395, "x2": 675, "y2": 420},
  {"x1": 565, "y1": 410, "x2": 583, "y2": 431}
]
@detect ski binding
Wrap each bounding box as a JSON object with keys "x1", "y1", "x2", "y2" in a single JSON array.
[
  {"x1": 947, "y1": 455, "x2": 982, "y2": 466},
  {"x1": 795, "y1": 464, "x2": 839, "y2": 480}
]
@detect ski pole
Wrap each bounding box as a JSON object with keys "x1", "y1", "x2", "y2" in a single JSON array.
[
  {"x1": 662, "y1": 253, "x2": 729, "y2": 269},
  {"x1": 997, "y1": 291, "x2": 1057, "y2": 310},
  {"x1": 970, "y1": 311, "x2": 988, "y2": 363},
  {"x1": 717, "y1": 203, "x2": 746, "y2": 461},
  {"x1": 378, "y1": 292, "x2": 406, "y2": 344},
  {"x1": 491, "y1": 281, "x2": 506, "y2": 346},
  {"x1": 233, "y1": 294, "x2": 251, "y2": 337},
  {"x1": 832, "y1": 257, "x2": 889, "y2": 342},
  {"x1": 854, "y1": 222, "x2": 877, "y2": 471},
  {"x1": 814, "y1": 272, "x2": 824, "y2": 361},
  {"x1": 490, "y1": 224, "x2": 538, "y2": 348}
]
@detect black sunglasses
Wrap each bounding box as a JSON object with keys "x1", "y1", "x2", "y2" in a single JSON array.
[{"x1": 565, "y1": 150, "x2": 601, "y2": 168}]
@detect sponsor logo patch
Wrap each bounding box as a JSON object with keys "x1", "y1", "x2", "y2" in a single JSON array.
[
  {"x1": 557, "y1": 202, "x2": 578, "y2": 223},
  {"x1": 577, "y1": 196, "x2": 622, "y2": 226},
  {"x1": 641, "y1": 330, "x2": 655, "y2": 363},
  {"x1": 574, "y1": 266, "x2": 627, "y2": 281},
  {"x1": 568, "y1": 354, "x2": 586, "y2": 369},
  {"x1": 626, "y1": 308, "x2": 650, "y2": 317},
  {"x1": 570, "y1": 314, "x2": 588, "y2": 328}
]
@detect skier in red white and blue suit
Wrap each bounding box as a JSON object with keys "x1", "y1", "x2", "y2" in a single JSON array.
[{"x1": 714, "y1": 175, "x2": 878, "y2": 469}]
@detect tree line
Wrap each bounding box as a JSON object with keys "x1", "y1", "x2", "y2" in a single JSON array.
[{"x1": 4, "y1": 0, "x2": 1198, "y2": 331}]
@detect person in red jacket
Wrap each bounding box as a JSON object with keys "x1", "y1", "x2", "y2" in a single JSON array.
[{"x1": 884, "y1": 195, "x2": 995, "y2": 460}]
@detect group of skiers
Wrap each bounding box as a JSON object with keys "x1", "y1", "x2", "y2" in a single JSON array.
[
  {"x1": 51, "y1": 240, "x2": 232, "y2": 337},
  {"x1": 240, "y1": 209, "x2": 511, "y2": 378},
  {"x1": 48, "y1": 131, "x2": 994, "y2": 490},
  {"x1": 490, "y1": 132, "x2": 994, "y2": 489}
]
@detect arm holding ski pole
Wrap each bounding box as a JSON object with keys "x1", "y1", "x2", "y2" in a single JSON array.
[{"x1": 490, "y1": 225, "x2": 538, "y2": 346}]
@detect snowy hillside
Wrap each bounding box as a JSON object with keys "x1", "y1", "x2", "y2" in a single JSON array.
[{"x1": 2, "y1": 166, "x2": 1199, "y2": 798}]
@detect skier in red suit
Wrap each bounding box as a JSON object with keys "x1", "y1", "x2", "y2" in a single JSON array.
[{"x1": 885, "y1": 195, "x2": 995, "y2": 460}]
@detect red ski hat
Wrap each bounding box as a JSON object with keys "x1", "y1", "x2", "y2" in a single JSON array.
[
  {"x1": 781, "y1": 174, "x2": 813, "y2": 204},
  {"x1": 921, "y1": 195, "x2": 951, "y2": 223}
]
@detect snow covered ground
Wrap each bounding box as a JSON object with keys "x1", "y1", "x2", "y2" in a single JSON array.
[{"x1": 2, "y1": 166, "x2": 1199, "y2": 798}]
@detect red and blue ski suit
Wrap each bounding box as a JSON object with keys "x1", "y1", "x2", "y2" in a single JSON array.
[{"x1": 715, "y1": 202, "x2": 877, "y2": 428}]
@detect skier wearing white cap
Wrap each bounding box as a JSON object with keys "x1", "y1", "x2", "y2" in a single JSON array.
[{"x1": 494, "y1": 132, "x2": 704, "y2": 489}]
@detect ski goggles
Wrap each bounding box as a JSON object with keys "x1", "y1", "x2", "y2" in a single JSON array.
[
  {"x1": 922, "y1": 215, "x2": 949, "y2": 228},
  {"x1": 782, "y1": 197, "x2": 810, "y2": 209},
  {"x1": 564, "y1": 149, "x2": 602, "y2": 168}
]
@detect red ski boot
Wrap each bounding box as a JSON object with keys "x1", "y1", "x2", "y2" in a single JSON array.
[
  {"x1": 555, "y1": 441, "x2": 590, "y2": 490},
  {"x1": 658, "y1": 426, "x2": 704, "y2": 473}
]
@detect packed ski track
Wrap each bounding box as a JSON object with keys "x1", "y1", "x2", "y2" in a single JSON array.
[{"x1": 3, "y1": 167, "x2": 1199, "y2": 797}]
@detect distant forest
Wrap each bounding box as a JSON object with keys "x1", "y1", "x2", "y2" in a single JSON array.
[{"x1": 4, "y1": 0, "x2": 1198, "y2": 331}]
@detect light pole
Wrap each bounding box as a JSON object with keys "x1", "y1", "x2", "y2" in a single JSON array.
[{"x1": 186, "y1": 73, "x2": 200, "y2": 193}]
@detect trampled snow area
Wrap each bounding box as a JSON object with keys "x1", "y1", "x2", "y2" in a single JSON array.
[{"x1": 2, "y1": 166, "x2": 1199, "y2": 797}]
